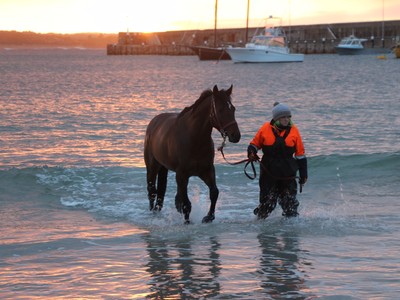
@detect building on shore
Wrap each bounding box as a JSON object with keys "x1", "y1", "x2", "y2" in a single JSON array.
[{"x1": 107, "y1": 20, "x2": 400, "y2": 56}]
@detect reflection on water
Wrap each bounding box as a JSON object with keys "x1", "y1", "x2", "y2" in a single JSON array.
[
  {"x1": 256, "y1": 231, "x2": 310, "y2": 299},
  {"x1": 144, "y1": 234, "x2": 221, "y2": 299},
  {"x1": 142, "y1": 227, "x2": 312, "y2": 299}
]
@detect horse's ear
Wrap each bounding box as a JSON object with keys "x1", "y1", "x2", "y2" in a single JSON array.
[
  {"x1": 227, "y1": 84, "x2": 233, "y2": 96},
  {"x1": 213, "y1": 85, "x2": 219, "y2": 93}
]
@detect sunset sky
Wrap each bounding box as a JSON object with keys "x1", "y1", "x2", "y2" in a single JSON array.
[{"x1": 1, "y1": 0, "x2": 399, "y2": 34}]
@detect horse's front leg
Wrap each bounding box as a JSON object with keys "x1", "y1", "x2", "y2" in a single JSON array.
[
  {"x1": 175, "y1": 173, "x2": 191, "y2": 224},
  {"x1": 200, "y1": 168, "x2": 219, "y2": 223}
]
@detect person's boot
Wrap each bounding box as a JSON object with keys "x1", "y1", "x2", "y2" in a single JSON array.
[
  {"x1": 254, "y1": 202, "x2": 276, "y2": 220},
  {"x1": 281, "y1": 199, "x2": 299, "y2": 218}
]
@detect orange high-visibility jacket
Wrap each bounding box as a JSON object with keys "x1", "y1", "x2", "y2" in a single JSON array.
[{"x1": 250, "y1": 122, "x2": 305, "y2": 158}]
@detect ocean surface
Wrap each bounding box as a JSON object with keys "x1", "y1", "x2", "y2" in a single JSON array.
[{"x1": 1, "y1": 48, "x2": 399, "y2": 299}]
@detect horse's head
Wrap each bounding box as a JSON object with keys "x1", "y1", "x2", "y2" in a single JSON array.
[{"x1": 211, "y1": 85, "x2": 241, "y2": 143}]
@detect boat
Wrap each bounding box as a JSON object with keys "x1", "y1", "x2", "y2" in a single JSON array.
[
  {"x1": 335, "y1": 2, "x2": 391, "y2": 56},
  {"x1": 335, "y1": 35, "x2": 391, "y2": 55},
  {"x1": 334, "y1": 35, "x2": 368, "y2": 55},
  {"x1": 225, "y1": 25, "x2": 304, "y2": 63},
  {"x1": 190, "y1": 0, "x2": 231, "y2": 61},
  {"x1": 189, "y1": 45, "x2": 230, "y2": 61}
]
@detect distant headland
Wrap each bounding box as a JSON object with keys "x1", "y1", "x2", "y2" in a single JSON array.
[{"x1": 0, "y1": 31, "x2": 117, "y2": 48}]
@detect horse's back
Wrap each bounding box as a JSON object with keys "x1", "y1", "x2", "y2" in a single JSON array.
[
  {"x1": 146, "y1": 112, "x2": 176, "y2": 132},
  {"x1": 144, "y1": 112, "x2": 180, "y2": 170}
]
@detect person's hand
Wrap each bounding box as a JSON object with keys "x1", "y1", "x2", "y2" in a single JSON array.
[
  {"x1": 298, "y1": 176, "x2": 307, "y2": 193},
  {"x1": 247, "y1": 145, "x2": 259, "y2": 161},
  {"x1": 248, "y1": 152, "x2": 260, "y2": 162},
  {"x1": 299, "y1": 177, "x2": 307, "y2": 185}
]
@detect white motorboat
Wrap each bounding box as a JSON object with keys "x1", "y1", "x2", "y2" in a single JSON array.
[
  {"x1": 334, "y1": 35, "x2": 368, "y2": 55},
  {"x1": 334, "y1": 35, "x2": 391, "y2": 55},
  {"x1": 225, "y1": 26, "x2": 304, "y2": 63}
]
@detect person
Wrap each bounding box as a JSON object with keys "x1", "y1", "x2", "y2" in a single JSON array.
[{"x1": 247, "y1": 102, "x2": 308, "y2": 219}]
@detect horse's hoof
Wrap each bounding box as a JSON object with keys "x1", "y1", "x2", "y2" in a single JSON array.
[
  {"x1": 154, "y1": 204, "x2": 162, "y2": 211},
  {"x1": 257, "y1": 210, "x2": 269, "y2": 220},
  {"x1": 202, "y1": 214, "x2": 215, "y2": 223},
  {"x1": 184, "y1": 220, "x2": 191, "y2": 225},
  {"x1": 253, "y1": 207, "x2": 259, "y2": 215}
]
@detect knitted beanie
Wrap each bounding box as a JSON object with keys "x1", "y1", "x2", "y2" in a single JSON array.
[{"x1": 272, "y1": 102, "x2": 291, "y2": 120}]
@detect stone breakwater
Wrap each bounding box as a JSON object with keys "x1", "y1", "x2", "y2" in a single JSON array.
[{"x1": 107, "y1": 20, "x2": 400, "y2": 55}]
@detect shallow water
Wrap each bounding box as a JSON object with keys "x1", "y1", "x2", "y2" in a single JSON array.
[{"x1": 0, "y1": 48, "x2": 399, "y2": 299}]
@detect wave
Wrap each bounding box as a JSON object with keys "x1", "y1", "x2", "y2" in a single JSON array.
[
  {"x1": 309, "y1": 151, "x2": 400, "y2": 179},
  {"x1": 1, "y1": 152, "x2": 398, "y2": 231},
  {"x1": 2, "y1": 151, "x2": 398, "y2": 178},
  {"x1": 1, "y1": 151, "x2": 398, "y2": 196}
]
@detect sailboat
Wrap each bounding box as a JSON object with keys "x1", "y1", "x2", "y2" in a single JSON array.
[{"x1": 190, "y1": 0, "x2": 231, "y2": 60}]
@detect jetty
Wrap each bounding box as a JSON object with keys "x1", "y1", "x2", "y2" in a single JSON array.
[{"x1": 107, "y1": 20, "x2": 400, "y2": 56}]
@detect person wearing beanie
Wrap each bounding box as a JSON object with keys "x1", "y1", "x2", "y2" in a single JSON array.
[{"x1": 247, "y1": 102, "x2": 308, "y2": 219}]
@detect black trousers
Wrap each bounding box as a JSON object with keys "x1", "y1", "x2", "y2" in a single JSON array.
[{"x1": 258, "y1": 165, "x2": 299, "y2": 217}]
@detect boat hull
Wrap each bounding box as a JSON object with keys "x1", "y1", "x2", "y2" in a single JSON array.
[
  {"x1": 335, "y1": 46, "x2": 391, "y2": 55},
  {"x1": 189, "y1": 46, "x2": 231, "y2": 61},
  {"x1": 225, "y1": 48, "x2": 304, "y2": 63}
]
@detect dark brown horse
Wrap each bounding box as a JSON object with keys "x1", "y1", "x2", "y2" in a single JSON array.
[{"x1": 144, "y1": 85, "x2": 241, "y2": 224}]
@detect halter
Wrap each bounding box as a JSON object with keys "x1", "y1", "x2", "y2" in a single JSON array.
[{"x1": 210, "y1": 95, "x2": 237, "y2": 138}]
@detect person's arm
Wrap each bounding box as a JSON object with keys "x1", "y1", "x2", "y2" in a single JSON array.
[
  {"x1": 294, "y1": 126, "x2": 307, "y2": 185},
  {"x1": 247, "y1": 144, "x2": 259, "y2": 161},
  {"x1": 247, "y1": 124, "x2": 266, "y2": 160},
  {"x1": 297, "y1": 157, "x2": 307, "y2": 185}
]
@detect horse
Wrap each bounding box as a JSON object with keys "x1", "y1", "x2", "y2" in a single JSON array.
[{"x1": 144, "y1": 85, "x2": 241, "y2": 224}]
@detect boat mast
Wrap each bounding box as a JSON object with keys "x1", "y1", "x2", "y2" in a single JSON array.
[
  {"x1": 214, "y1": 0, "x2": 218, "y2": 48},
  {"x1": 245, "y1": 0, "x2": 250, "y2": 43},
  {"x1": 381, "y1": 0, "x2": 385, "y2": 47},
  {"x1": 288, "y1": 0, "x2": 291, "y2": 41}
]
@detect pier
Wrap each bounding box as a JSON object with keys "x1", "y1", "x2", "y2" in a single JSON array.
[{"x1": 107, "y1": 20, "x2": 400, "y2": 55}]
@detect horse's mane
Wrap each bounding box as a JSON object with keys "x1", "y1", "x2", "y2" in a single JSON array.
[{"x1": 178, "y1": 89, "x2": 213, "y2": 118}]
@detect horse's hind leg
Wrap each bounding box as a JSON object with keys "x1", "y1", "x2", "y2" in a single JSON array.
[
  {"x1": 154, "y1": 166, "x2": 168, "y2": 211},
  {"x1": 146, "y1": 169, "x2": 158, "y2": 211},
  {"x1": 175, "y1": 173, "x2": 191, "y2": 224},
  {"x1": 145, "y1": 156, "x2": 161, "y2": 211},
  {"x1": 200, "y1": 168, "x2": 219, "y2": 223}
]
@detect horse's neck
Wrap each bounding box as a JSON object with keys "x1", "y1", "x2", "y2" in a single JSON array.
[{"x1": 182, "y1": 98, "x2": 213, "y2": 137}]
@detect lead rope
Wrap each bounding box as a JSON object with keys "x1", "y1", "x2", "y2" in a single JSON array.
[
  {"x1": 217, "y1": 137, "x2": 302, "y2": 192},
  {"x1": 217, "y1": 136, "x2": 257, "y2": 180}
]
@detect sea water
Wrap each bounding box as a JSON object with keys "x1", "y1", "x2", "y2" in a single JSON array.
[{"x1": 1, "y1": 48, "x2": 399, "y2": 299}]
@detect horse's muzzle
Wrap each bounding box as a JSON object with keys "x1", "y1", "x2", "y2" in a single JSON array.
[
  {"x1": 220, "y1": 121, "x2": 240, "y2": 143},
  {"x1": 226, "y1": 124, "x2": 241, "y2": 143},
  {"x1": 228, "y1": 131, "x2": 241, "y2": 143}
]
